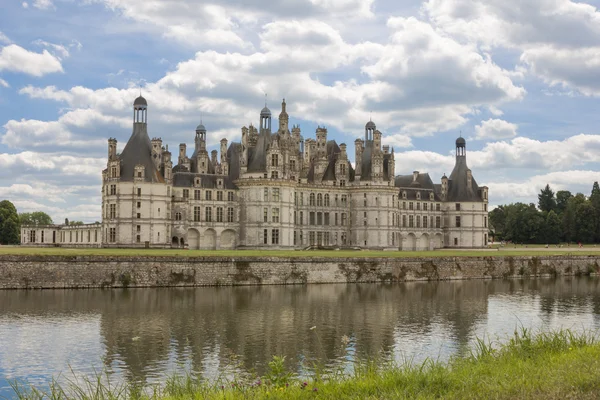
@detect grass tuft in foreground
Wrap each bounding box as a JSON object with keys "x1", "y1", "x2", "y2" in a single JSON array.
[{"x1": 11, "y1": 329, "x2": 600, "y2": 399}]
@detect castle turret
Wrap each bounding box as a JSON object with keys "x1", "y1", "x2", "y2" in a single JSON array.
[
  {"x1": 355, "y1": 138, "x2": 364, "y2": 179},
  {"x1": 108, "y1": 138, "x2": 117, "y2": 160},
  {"x1": 278, "y1": 98, "x2": 289, "y2": 132},
  {"x1": 220, "y1": 138, "x2": 229, "y2": 176},
  {"x1": 151, "y1": 137, "x2": 162, "y2": 170}
]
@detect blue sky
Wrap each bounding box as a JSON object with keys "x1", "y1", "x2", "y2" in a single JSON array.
[{"x1": 2, "y1": 0, "x2": 600, "y2": 222}]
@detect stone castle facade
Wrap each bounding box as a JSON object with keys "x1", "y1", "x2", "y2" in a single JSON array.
[{"x1": 21, "y1": 96, "x2": 489, "y2": 250}]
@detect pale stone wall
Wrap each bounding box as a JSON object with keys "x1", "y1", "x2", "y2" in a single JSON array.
[
  {"x1": 0, "y1": 255, "x2": 598, "y2": 289},
  {"x1": 20, "y1": 224, "x2": 102, "y2": 247},
  {"x1": 443, "y1": 201, "x2": 488, "y2": 248}
]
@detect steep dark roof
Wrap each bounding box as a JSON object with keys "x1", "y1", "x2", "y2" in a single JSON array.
[
  {"x1": 395, "y1": 172, "x2": 435, "y2": 189},
  {"x1": 395, "y1": 172, "x2": 442, "y2": 201},
  {"x1": 119, "y1": 124, "x2": 163, "y2": 183},
  {"x1": 359, "y1": 141, "x2": 373, "y2": 180},
  {"x1": 247, "y1": 131, "x2": 269, "y2": 172},
  {"x1": 447, "y1": 156, "x2": 483, "y2": 202},
  {"x1": 227, "y1": 142, "x2": 242, "y2": 181},
  {"x1": 172, "y1": 173, "x2": 237, "y2": 189}
]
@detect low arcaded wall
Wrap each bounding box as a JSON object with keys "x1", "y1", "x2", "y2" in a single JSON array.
[{"x1": 1, "y1": 255, "x2": 599, "y2": 290}]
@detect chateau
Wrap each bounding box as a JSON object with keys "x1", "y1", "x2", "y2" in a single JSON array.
[{"x1": 21, "y1": 96, "x2": 489, "y2": 250}]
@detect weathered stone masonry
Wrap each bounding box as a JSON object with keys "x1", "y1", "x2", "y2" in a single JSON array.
[{"x1": 0, "y1": 255, "x2": 599, "y2": 289}]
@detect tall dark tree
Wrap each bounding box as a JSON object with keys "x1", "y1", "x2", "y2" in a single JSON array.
[
  {"x1": 538, "y1": 184, "x2": 557, "y2": 212},
  {"x1": 0, "y1": 200, "x2": 20, "y2": 244},
  {"x1": 590, "y1": 182, "x2": 600, "y2": 242},
  {"x1": 488, "y1": 206, "x2": 506, "y2": 240},
  {"x1": 544, "y1": 210, "x2": 562, "y2": 244},
  {"x1": 562, "y1": 193, "x2": 586, "y2": 242},
  {"x1": 556, "y1": 190, "x2": 572, "y2": 215},
  {"x1": 19, "y1": 211, "x2": 53, "y2": 226}
]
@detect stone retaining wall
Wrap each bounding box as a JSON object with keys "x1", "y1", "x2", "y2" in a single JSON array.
[{"x1": 1, "y1": 255, "x2": 599, "y2": 289}]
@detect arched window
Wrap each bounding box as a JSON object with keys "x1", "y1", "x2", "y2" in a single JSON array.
[
  {"x1": 317, "y1": 193, "x2": 323, "y2": 206},
  {"x1": 310, "y1": 193, "x2": 315, "y2": 206},
  {"x1": 324, "y1": 194, "x2": 330, "y2": 207}
]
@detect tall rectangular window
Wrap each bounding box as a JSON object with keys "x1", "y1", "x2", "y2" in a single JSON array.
[
  {"x1": 416, "y1": 216, "x2": 421, "y2": 228},
  {"x1": 272, "y1": 208, "x2": 279, "y2": 223},
  {"x1": 110, "y1": 185, "x2": 116, "y2": 195},
  {"x1": 309, "y1": 231, "x2": 315, "y2": 245},
  {"x1": 423, "y1": 216, "x2": 428, "y2": 228},
  {"x1": 409, "y1": 215, "x2": 414, "y2": 228},
  {"x1": 217, "y1": 207, "x2": 223, "y2": 222},
  {"x1": 206, "y1": 191, "x2": 212, "y2": 201},
  {"x1": 194, "y1": 190, "x2": 201, "y2": 200},
  {"x1": 137, "y1": 188, "x2": 141, "y2": 197},
  {"x1": 109, "y1": 228, "x2": 116, "y2": 242},
  {"x1": 409, "y1": 202, "x2": 414, "y2": 210},
  {"x1": 264, "y1": 229, "x2": 268, "y2": 244},
  {"x1": 310, "y1": 212, "x2": 315, "y2": 225},
  {"x1": 272, "y1": 229, "x2": 279, "y2": 244},
  {"x1": 194, "y1": 206, "x2": 201, "y2": 222},
  {"x1": 484, "y1": 216, "x2": 487, "y2": 228},
  {"x1": 264, "y1": 187, "x2": 269, "y2": 201},
  {"x1": 227, "y1": 207, "x2": 234, "y2": 222},
  {"x1": 271, "y1": 154, "x2": 279, "y2": 167},
  {"x1": 341, "y1": 213, "x2": 347, "y2": 226},
  {"x1": 456, "y1": 216, "x2": 461, "y2": 227},
  {"x1": 324, "y1": 212, "x2": 330, "y2": 225},
  {"x1": 205, "y1": 207, "x2": 212, "y2": 222},
  {"x1": 455, "y1": 203, "x2": 461, "y2": 211},
  {"x1": 228, "y1": 191, "x2": 234, "y2": 201},
  {"x1": 264, "y1": 207, "x2": 268, "y2": 222},
  {"x1": 217, "y1": 191, "x2": 223, "y2": 201},
  {"x1": 423, "y1": 203, "x2": 428, "y2": 211},
  {"x1": 109, "y1": 204, "x2": 116, "y2": 219},
  {"x1": 273, "y1": 188, "x2": 280, "y2": 201},
  {"x1": 436, "y1": 203, "x2": 441, "y2": 211},
  {"x1": 436, "y1": 216, "x2": 441, "y2": 228},
  {"x1": 183, "y1": 189, "x2": 189, "y2": 198},
  {"x1": 299, "y1": 211, "x2": 303, "y2": 225},
  {"x1": 403, "y1": 215, "x2": 407, "y2": 227},
  {"x1": 317, "y1": 212, "x2": 322, "y2": 225}
]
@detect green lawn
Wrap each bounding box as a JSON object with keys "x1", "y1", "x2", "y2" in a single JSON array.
[
  {"x1": 2, "y1": 246, "x2": 600, "y2": 258},
  {"x1": 12, "y1": 329, "x2": 600, "y2": 399}
]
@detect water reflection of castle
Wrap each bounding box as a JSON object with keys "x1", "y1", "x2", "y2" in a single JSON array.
[{"x1": 2, "y1": 278, "x2": 599, "y2": 383}]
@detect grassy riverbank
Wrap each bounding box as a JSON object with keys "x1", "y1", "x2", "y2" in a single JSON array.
[
  {"x1": 3, "y1": 246, "x2": 600, "y2": 258},
  {"x1": 11, "y1": 329, "x2": 600, "y2": 399}
]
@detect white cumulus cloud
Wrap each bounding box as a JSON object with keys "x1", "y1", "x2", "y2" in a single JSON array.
[
  {"x1": 474, "y1": 118, "x2": 518, "y2": 140},
  {"x1": 0, "y1": 44, "x2": 63, "y2": 77}
]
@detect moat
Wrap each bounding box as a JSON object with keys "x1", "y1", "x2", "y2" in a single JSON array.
[{"x1": 1, "y1": 277, "x2": 600, "y2": 397}]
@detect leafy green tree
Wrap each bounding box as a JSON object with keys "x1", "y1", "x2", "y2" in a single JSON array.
[
  {"x1": 0, "y1": 200, "x2": 20, "y2": 244},
  {"x1": 556, "y1": 190, "x2": 572, "y2": 215},
  {"x1": 538, "y1": 184, "x2": 557, "y2": 213},
  {"x1": 503, "y1": 203, "x2": 544, "y2": 244},
  {"x1": 544, "y1": 210, "x2": 562, "y2": 244},
  {"x1": 573, "y1": 201, "x2": 596, "y2": 243},
  {"x1": 69, "y1": 221, "x2": 85, "y2": 225},
  {"x1": 562, "y1": 194, "x2": 586, "y2": 242},
  {"x1": 19, "y1": 211, "x2": 53, "y2": 226},
  {"x1": 488, "y1": 206, "x2": 506, "y2": 240}
]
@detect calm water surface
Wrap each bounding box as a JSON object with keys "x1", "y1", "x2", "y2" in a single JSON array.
[{"x1": 1, "y1": 277, "x2": 600, "y2": 397}]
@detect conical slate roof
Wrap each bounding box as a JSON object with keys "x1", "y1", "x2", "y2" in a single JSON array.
[{"x1": 119, "y1": 124, "x2": 163, "y2": 183}]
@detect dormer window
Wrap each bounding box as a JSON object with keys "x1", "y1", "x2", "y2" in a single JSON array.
[
  {"x1": 402, "y1": 191, "x2": 407, "y2": 199},
  {"x1": 416, "y1": 192, "x2": 421, "y2": 200},
  {"x1": 430, "y1": 193, "x2": 434, "y2": 201}
]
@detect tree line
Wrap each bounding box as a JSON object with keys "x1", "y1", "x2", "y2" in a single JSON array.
[{"x1": 489, "y1": 183, "x2": 600, "y2": 244}]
